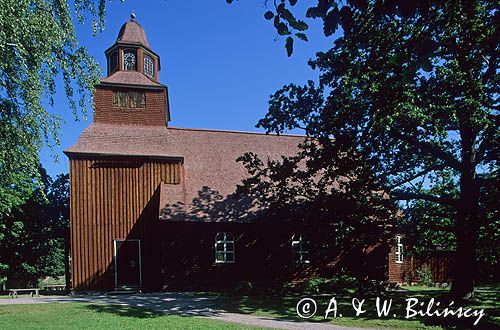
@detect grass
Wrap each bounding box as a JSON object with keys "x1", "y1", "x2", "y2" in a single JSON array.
[
  {"x1": 0, "y1": 303, "x2": 263, "y2": 330},
  {"x1": 0, "y1": 286, "x2": 497, "y2": 329},
  {"x1": 219, "y1": 286, "x2": 499, "y2": 329}
]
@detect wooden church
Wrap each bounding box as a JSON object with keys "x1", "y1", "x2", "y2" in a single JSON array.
[{"x1": 65, "y1": 15, "x2": 407, "y2": 291}]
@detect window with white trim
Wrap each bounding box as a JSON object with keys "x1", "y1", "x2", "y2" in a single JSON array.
[
  {"x1": 143, "y1": 55, "x2": 154, "y2": 78},
  {"x1": 395, "y1": 235, "x2": 404, "y2": 263},
  {"x1": 215, "y1": 232, "x2": 235, "y2": 263},
  {"x1": 292, "y1": 234, "x2": 309, "y2": 264}
]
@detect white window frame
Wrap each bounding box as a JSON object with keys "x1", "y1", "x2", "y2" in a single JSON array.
[
  {"x1": 292, "y1": 234, "x2": 310, "y2": 264},
  {"x1": 395, "y1": 235, "x2": 404, "y2": 263},
  {"x1": 215, "y1": 232, "x2": 235, "y2": 264},
  {"x1": 143, "y1": 54, "x2": 154, "y2": 78}
]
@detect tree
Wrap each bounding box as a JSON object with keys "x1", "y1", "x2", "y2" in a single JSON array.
[
  {"x1": 230, "y1": 0, "x2": 499, "y2": 299},
  {"x1": 47, "y1": 174, "x2": 70, "y2": 289},
  {"x1": 0, "y1": 0, "x2": 111, "y2": 279},
  {"x1": 403, "y1": 173, "x2": 499, "y2": 283},
  {"x1": 0, "y1": 0, "x2": 110, "y2": 217},
  {"x1": 0, "y1": 167, "x2": 69, "y2": 287}
]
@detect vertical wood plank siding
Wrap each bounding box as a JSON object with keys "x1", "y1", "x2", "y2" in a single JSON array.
[
  {"x1": 388, "y1": 247, "x2": 455, "y2": 283},
  {"x1": 69, "y1": 157, "x2": 181, "y2": 290}
]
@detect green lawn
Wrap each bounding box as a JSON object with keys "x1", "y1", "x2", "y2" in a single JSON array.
[
  {"x1": 0, "y1": 303, "x2": 263, "y2": 330},
  {"x1": 0, "y1": 286, "x2": 497, "y2": 329},
  {"x1": 219, "y1": 286, "x2": 499, "y2": 329}
]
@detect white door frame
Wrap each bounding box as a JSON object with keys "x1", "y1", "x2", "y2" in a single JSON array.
[{"x1": 113, "y1": 239, "x2": 142, "y2": 288}]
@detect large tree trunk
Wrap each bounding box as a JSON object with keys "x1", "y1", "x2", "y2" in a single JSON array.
[
  {"x1": 450, "y1": 211, "x2": 478, "y2": 299},
  {"x1": 450, "y1": 135, "x2": 480, "y2": 299}
]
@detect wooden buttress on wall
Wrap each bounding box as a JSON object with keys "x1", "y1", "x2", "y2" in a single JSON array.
[{"x1": 69, "y1": 156, "x2": 181, "y2": 290}]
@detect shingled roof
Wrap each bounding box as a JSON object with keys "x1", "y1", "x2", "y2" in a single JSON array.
[
  {"x1": 100, "y1": 70, "x2": 163, "y2": 87},
  {"x1": 65, "y1": 123, "x2": 304, "y2": 222},
  {"x1": 117, "y1": 18, "x2": 149, "y2": 47}
]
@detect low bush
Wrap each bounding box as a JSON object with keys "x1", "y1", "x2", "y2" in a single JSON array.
[
  {"x1": 416, "y1": 266, "x2": 433, "y2": 286},
  {"x1": 234, "y1": 280, "x2": 253, "y2": 295},
  {"x1": 284, "y1": 274, "x2": 357, "y2": 294}
]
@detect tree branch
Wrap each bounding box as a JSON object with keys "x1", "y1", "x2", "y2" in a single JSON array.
[
  {"x1": 392, "y1": 131, "x2": 461, "y2": 170},
  {"x1": 391, "y1": 190, "x2": 457, "y2": 207},
  {"x1": 388, "y1": 165, "x2": 445, "y2": 190}
]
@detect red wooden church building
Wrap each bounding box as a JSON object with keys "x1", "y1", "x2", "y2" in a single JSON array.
[{"x1": 65, "y1": 16, "x2": 436, "y2": 291}]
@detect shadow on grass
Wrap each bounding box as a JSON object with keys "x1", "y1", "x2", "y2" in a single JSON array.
[
  {"x1": 85, "y1": 304, "x2": 165, "y2": 318},
  {"x1": 218, "y1": 288, "x2": 500, "y2": 329}
]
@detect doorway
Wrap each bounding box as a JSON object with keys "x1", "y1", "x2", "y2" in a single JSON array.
[{"x1": 114, "y1": 239, "x2": 142, "y2": 288}]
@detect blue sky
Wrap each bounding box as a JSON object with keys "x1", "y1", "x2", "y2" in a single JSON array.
[{"x1": 40, "y1": 0, "x2": 335, "y2": 177}]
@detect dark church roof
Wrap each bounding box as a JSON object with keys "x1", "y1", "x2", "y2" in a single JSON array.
[
  {"x1": 117, "y1": 17, "x2": 149, "y2": 47},
  {"x1": 65, "y1": 123, "x2": 304, "y2": 222}
]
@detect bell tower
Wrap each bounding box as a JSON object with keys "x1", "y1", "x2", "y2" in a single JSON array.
[{"x1": 93, "y1": 13, "x2": 170, "y2": 126}]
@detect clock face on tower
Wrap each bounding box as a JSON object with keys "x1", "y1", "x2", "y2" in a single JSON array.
[{"x1": 123, "y1": 50, "x2": 136, "y2": 71}]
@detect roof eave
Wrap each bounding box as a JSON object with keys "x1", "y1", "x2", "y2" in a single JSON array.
[
  {"x1": 64, "y1": 150, "x2": 184, "y2": 163},
  {"x1": 97, "y1": 81, "x2": 167, "y2": 91}
]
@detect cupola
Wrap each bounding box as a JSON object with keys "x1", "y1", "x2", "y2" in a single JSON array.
[
  {"x1": 94, "y1": 13, "x2": 170, "y2": 126},
  {"x1": 104, "y1": 12, "x2": 161, "y2": 81}
]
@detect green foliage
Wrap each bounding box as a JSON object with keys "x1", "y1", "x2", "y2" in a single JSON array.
[
  {"x1": 233, "y1": 0, "x2": 498, "y2": 298},
  {"x1": 0, "y1": 167, "x2": 69, "y2": 287},
  {"x1": 284, "y1": 275, "x2": 357, "y2": 294},
  {"x1": 0, "y1": 0, "x2": 108, "y2": 219},
  {"x1": 303, "y1": 277, "x2": 326, "y2": 294},
  {"x1": 403, "y1": 176, "x2": 499, "y2": 282},
  {"x1": 228, "y1": 1, "x2": 443, "y2": 57},
  {"x1": 416, "y1": 266, "x2": 433, "y2": 287},
  {"x1": 0, "y1": 0, "x2": 109, "y2": 285}
]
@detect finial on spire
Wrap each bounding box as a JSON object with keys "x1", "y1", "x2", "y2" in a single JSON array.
[{"x1": 130, "y1": 11, "x2": 136, "y2": 20}]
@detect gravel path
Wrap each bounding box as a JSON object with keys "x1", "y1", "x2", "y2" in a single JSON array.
[{"x1": 0, "y1": 293, "x2": 377, "y2": 330}]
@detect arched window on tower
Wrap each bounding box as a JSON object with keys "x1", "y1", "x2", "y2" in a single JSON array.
[
  {"x1": 143, "y1": 55, "x2": 154, "y2": 78},
  {"x1": 109, "y1": 51, "x2": 118, "y2": 74},
  {"x1": 123, "y1": 49, "x2": 137, "y2": 71}
]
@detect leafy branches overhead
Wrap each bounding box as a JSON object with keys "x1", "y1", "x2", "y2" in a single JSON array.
[
  {"x1": 0, "y1": 0, "x2": 109, "y2": 217},
  {"x1": 231, "y1": 0, "x2": 498, "y2": 298},
  {"x1": 255, "y1": 1, "x2": 498, "y2": 205},
  {"x1": 227, "y1": 0, "x2": 444, "y2": 57}
]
